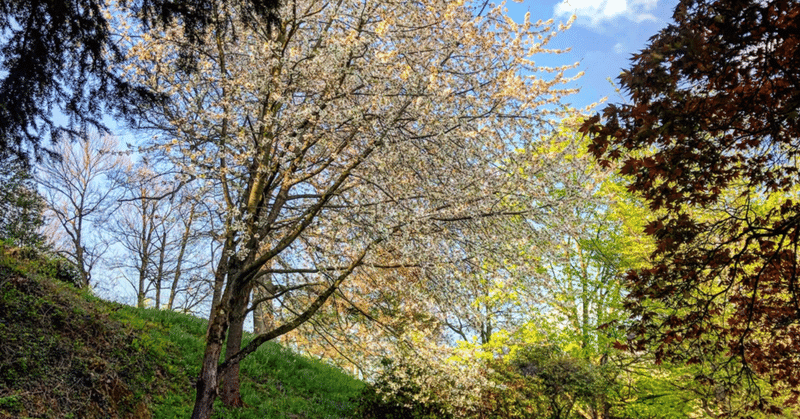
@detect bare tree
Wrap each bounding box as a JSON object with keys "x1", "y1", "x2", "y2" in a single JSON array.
[
  {"x1": 109, "y1": 164, "x2": 214, "y2": 310},
  {"x1": 38, "y1": 133, "x2": 125, "y2": 288}
]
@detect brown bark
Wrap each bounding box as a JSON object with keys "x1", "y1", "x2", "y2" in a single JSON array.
[
  {"x1": 252, "y1": 275, "x2": 275, "y2": 335},
  {"x1": 155, "y1": 227, "x2": 167, "y2": 309},
  {"x1": 137, "y1": 269, "x2": 147, "y2": 308},
  {"x1": 220, "y1": 281, "x2": 252, "y2": 407},
  {"x1": 210, "y1": 252, "x2": 229, "y2": 312},
  {"x1": 190, "y1": 250, "x2": 235, "y2": 419},
  {"x1": 191, "y1": 210, "x2": 374, "y2": 418},
  {"x1": 190, "y1": 305, "x2": 229, "y2": 419},
  {"x1": 218, "y1": 247, "x2": 370, "y2": 373},
  {"x1": 252, "y1": 297, "x2": 267, "y2": 335}
]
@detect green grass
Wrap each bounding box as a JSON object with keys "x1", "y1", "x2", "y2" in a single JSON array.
[
  {"x1": 122, "y1": 307, "x2": 366, "y2": 419},
  {"x1": 0, "y1": 243, "x2": 365, "y2": 419}
]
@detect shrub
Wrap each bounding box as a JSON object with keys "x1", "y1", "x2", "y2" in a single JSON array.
[
  {"x1": 354, "y1": 358, "x2": 454, "y2": 419},
  {"x1": 0, "y1": 160, "x2": 45, "y2": 248}
]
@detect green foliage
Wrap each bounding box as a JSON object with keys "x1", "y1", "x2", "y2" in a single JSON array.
[
  {"x1": 0, "y1": 247, "x2": 155, "y2": 418},
  {"x1": 0, "y1": 395, "x2": 22, "y2": 414},
  {"x1": 0, "y1": 240, "x2": 81, "y2": 287},
  {"x1": 614, "y1": 363, "x2": 704, "y2": 419},
  {"x1": 481, "y1": 359, "x2": 544, "y2": 419},
  {"x1": 234, "y1": 342, "x2": 363, "y2": 419},
  {"x1": 0, "y1": 162, "x2": 45, "y2": 248},
  {"x1": 510, "y1": 345, "x2": 609, "y2": 419},
  {"x1": 111, "y1": 306, "x2": 366, "y2": 419},
  {"x1": 354, "y1": 358, "x2": 454, "y2": 419},
  {"x1": 582, "y1": 0, "x2": 800, "y2": 412},
  {"x1": 451, "y1": 122, "x2": 715, "y2": 419}
]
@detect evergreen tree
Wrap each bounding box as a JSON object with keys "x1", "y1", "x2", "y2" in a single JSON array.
[
  {"x1": 0, "y1": 161, "x2": 45, "y2": 247},
  {"x1": 0, "y1": 0, "x2": 280, "y2": 163}
]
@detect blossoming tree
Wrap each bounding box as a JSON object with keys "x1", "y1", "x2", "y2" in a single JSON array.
[{"x1": 121, "y1": 0, "x2": 582, "y2": 417}]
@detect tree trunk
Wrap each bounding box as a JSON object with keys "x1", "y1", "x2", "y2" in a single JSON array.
[
  {"x1": 191, "y1": 245, "x2": 368, "y2": 418},
  {"x1": 253, "y1": 275, "x2": 275, "y2": 335},
  {"x1": 190, "y1": 305, "x2": 229, "y2": 419},
  {"x1": 211, "y1": 266, "x2": 226, "y2": 311},
  {"x1": 191, "y1": 255, "x2": 238, "y2": 419},
  {"x1": 252, "y1": 298, "x2": 267, "y2": 335},
  {"x1": 168, "y1": 202, "x2": 195, "y2": 310},
  {"x1": 220, "y1": 281, "x2": 252, "y2": 407},
  {"x1": 599, "y1": 353, "x2": 611, "y2": 419},
  {"x1": 137, "y1": 266, "x2": 147, "y2": 308},
  {"x1": 75, "y1": 238, "x2": 91, "y2": 288},
  {"x1": 155, "y1": 227, "x2": 168, "y2": 309}
]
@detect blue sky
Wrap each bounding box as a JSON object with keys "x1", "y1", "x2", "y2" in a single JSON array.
[{"x1": 507, "y1": 0, "x2": 677, "y2": 111}]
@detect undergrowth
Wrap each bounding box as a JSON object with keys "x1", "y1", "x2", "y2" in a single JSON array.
[{"x1": 0, "y1": 241, "x2": 155, "y2": 418}]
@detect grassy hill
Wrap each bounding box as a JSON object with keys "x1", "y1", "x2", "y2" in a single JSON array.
[{"x1": 0, "y1": 243, "x2": 365, "y2": 419}]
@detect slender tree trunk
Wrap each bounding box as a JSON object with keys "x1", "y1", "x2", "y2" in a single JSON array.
[
  {"x1": 167, "y1": 266, "x2": 181, "y2": 310},
  {"x1": 137, "y1": 267, "x2": 147, "y2": 308},
  {"x1": 211, "y1": 265, "x2": 226, "y2": 310},
  {"x1": 73, "y1": 215, "x2": 91, "y2": 288},
  {"x1": 137, "y1": 197, "x2": 155, "y2": 308},
  {"x1": 253, "y1": 274, "x2": 275, "y2": 335},
  {"x1": 155, "y1": 280, "x2": 162, "y2": 309},
  {"x1": 579, "y1": 243, "x2": 591, "y2": 350},
  {"x1": 155, "y1": 227, "x2": 168, "y2": 309},
  {"x1": 75, "y1": 240, "x2": 90, "y2": 288},
  {"x1": 252, "y1": 296, "x2": 274, "y2": 335},
  {"x1": 252, "y1": 295, "x2": 267, "y2": 334},
  {"x1": 600, "y1": 353, "x2": 611, "y2": 419},
  {"x1": 169, "y1": 203, "x2": 195, "y2": 310}
]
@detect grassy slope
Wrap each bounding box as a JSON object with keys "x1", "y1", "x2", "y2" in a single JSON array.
[{"x1": 0, "y1": 244, "x2": 365, "y2": 419}]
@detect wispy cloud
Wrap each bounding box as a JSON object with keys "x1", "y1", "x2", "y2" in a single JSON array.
[{"x1": 554, "y1": 0, "x2": 660, "y2": 27}]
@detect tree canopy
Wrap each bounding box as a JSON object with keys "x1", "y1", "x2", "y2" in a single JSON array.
[
  {"x1": 0, "y1": 0, "x2": 279, "y2": 163},
  {"x1": 582, "y1": 0, "x2": 800, "y2": 411},
  {"x1": 119, "y1": 0, "x2": 581, "y2": 416}
]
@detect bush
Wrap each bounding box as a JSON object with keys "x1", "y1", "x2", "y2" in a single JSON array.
[
  {"x1": 0, "y1": 240, "x2": 81, "y2": 287},
  {"x1": 44, "y1": 256, "x2": 82, "y2": 288},
  {"x1": 480, "y1": 358, "x2": 545, "y2": 419},
  {"x1": 0, "y1": 160, "x2": 45, "y2": 247},
  {"x1": 505, "y1": 345, "x2": 608, "y2": 419},
  {"x1": 354, "y1": 358, "x2": 454, "y2": 419}
]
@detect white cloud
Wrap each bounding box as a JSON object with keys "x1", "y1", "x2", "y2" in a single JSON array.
[
  {"x1": 554, "y1": 0, "x2": 659, "y2": 27},
  {"x1": 613, "y1": 42, "x2": 626, "y2": 53}
]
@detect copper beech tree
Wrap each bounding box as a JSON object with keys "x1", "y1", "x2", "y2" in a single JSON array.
[
  {"x1": 581, "y1": 0, "x2": 800, "y2": 412},
  {"x1": 120, "y1": 0, "x2": 581, "y2": 417}
]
